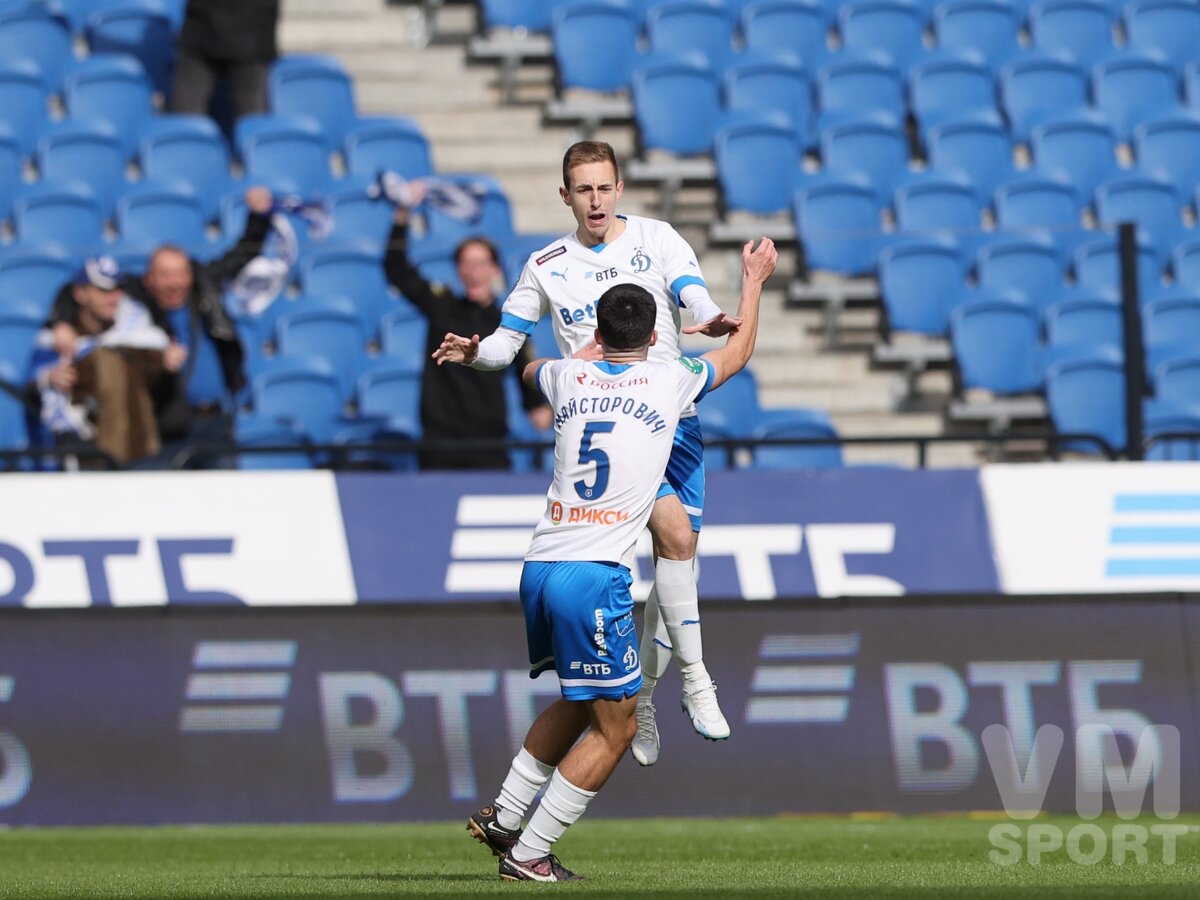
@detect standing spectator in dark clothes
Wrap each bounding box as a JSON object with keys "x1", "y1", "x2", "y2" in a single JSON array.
[
  {"x1": 171, "y1": 0, "x2": 280, "y2": 124},
  {"x1": 48, "y1": 187, "x2": 274, "y2": 459},
  {"x1": 384, "y1": 195, "x2": 552, "y2": 470}
]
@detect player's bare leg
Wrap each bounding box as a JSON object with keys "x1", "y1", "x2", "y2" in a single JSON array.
[{"x1": 634, "y1": 494, "x2": 730, "y2": 762}]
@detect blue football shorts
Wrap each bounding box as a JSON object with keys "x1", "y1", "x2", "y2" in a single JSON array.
[
  {"x1": 655, "y1": 415, "x2": 705, "y2": 532},
  {"x1": 519, "y1": 560, "x2": 643, "y2": 702}
]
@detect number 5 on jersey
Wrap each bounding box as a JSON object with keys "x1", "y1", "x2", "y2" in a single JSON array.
[{"x1": 574, "y1": 421, "x2": 615, "y2": 500}]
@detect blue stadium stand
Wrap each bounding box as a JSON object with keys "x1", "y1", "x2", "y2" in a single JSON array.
[
  {"x1": 269, "y1": 54, "x2": 358, "y2": 153},
  {"x1": 275, "y1": 307, "x2": 369, "y2": 403},
  {"x1": 63, "y1": 54, "x2": 154, "y2": 158},
  {"x1": 999, "y1": 54, "x2": 1088, "y2": 144},
  {"x1": 138, "y1": 115, "x2": 232, "y2": 222},
  {"x1": 631, "y1": 54, "x2": 722, "y2": 157},
  {"x1": 1028, "y1": 0, "x2": 1116, "y2": 71},
  {"x1": 325, "y1": 177, "x2": 395, "y2": 255},
  {"x1": 992, "y1": 174, "x2": 1087, "y2": 255},
  {"x1": 838, "y1": 0, "x2": 923, "y2": 70},
  {"x1": 723, "y1": 51, "x2": 814, "y2": 150},
  {"x1": 115, "y1": 181, "x2": 209, "y2": 252},
  {"x1": 0, "y1": 357, "x2": 29, "y2": 458},
  {"x1": 646, "y1": 0, "x2": 736, "y2": 70},
  {"x1": 1144, "y1": 400, "x2": 1200, "y2": 460},
  {"x1": 1172, "y1": 237, "x2": 1200, "y2": 288},
  {"x1": 0, "y1": 3, "x2": 72, "y2": 92},
  {"x1": 1045, "y1": 345, "x2": 1126, "y2": 453},
  {"x1": 816, "y1": 54, "x2": 905, "y2": 129},
  {"x1": 1092, "y1": 52, "x2": 1180, "y2": 143},
  {"x1": 1134, "y1": 115, "x2": 1200, "y2": 199},
  {"x1": 741, "y1": 0, "x2": 830, "y2": 66},
  {"x1": 0, "y1": 127, "x2": 19, "y2": 224},
  {"x1": 1093, "y1": 174, "x2": 1185, "y2": 256},
  {"x1": 344, "y1": 116, "x2": 435, "y2": 181},
  {"x1": 357, "y1": 362, "x2": 422, "y2": 437},
  {"x1": 1155, "y1": 353, "x2": 1200, "y2": 406},
  {"x1": 933, "y1": 0, "x2": 1021, "y2": 71},
  {"x1": 793, "y1": 177, "x2": 881, "y2": 275},
  {"x1": 925, "y1": 116, "x2": 1014, "y2": 201},
  {"x1": 714, "y1": 113, "x2": 801, "y2": 215},
  {"x1": 1044, "y1": 295, "x2": 1122, "y2": 349},
  {"x1": 950, "y1": 291, "x2": 1042, "y2": 394},
  {"x1": 235, "y1": 114, "x2": 333, "y2": 196},
  {"x1": 751, "y1": 410, "x2": 844, "y2": 469},
  {"x1": 696, "y1": 367, "x2": 762, "y2": 436},
  {"x1": 379, "y1": 311, "x2": 428, "y2": 374},
  {"x1": 1125, "y1": 0, "x2": 1200, "y2": 69},
  {"x1": 37, "y1": 119, "x2": 128, "y2": 217},
  {"x1": 879, "y1": 238, "x2": 965, "y2": 336},
  {"x1": 13, "y1": 181, "x2": 105, "y2": 253},
  {"x1": 84, "y1": 0, "x2": 174, "y2": 96},
  {"x1": 975, "y1": 236, "x2": 1065, "y2": 314},
  {"x1": 908, "y1": 54, "x2": 998, "y2": 134},
  {"x1": 0, "y1": 58, "x2": 49, "y2": 160},
  {"x1": 251, "y1": 356, "x2": 344, "y2": 445},
  {"x1": 0, "y1": 246, "x2": 76, "y2": 319},
  {"x1": 421, "y1": 173, "x2": 515, "y2": 245},
  {"x1": 1031, "y1": 112, "x2": 1121, "y2": 204},
  {"x1": 893, "y1": 177, "x2": 984, "y2": 248},
  {"x1": 1074, "y1": 235, "x2": 1161, "y2": 297},
  {"x1": 233, "y1": 415, "x2": 314, "y2": 470},
  {"x1": 0, "y1": 311, "x2": 40, "y2": 377},
  {"x1": 299, "y1": 247, "x2": 395, "y2": 340},
  {"x1": 820, "y1": 115, "x2": 909, "y2": 197}
]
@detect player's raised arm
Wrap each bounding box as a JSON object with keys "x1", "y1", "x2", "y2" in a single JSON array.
[
  {"x1": 521, "y1": 357, "x2": 556, "y2": 390},
  {"x1": 701, "y1": 238, "x2": 778, "y2": 390}
]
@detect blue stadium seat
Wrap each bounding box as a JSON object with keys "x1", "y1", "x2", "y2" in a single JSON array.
[
  {"x1": 697, "y1": 367, "x2": 761, "y2": 435},
  {"x1": 0, "y1": 246, "x2": 75, "y2": 319},
  {"x1": 379, "y1": 310, "x2": 428, "y2": 373},
  {"x1": 975, "y1": 236, "x2": 1065, "y2": 313},
  {"x1": 1186, "y1": 60, "x2": 1200, "y2": 110},
  {"x1": 13, "y1": 181, "x2": 104, "y2": 252},
  {"x1": 138, "y1": 115, "x2": 231, "y2": 221},
  {"x1": 552, "y1": 0, "x2": 640, "y2": 93},
  {"x1": 1133, "y1": 115, "x2": 1200, "y2": 199},
  {"x1": 1031, "y1": 112, "x2": 1119, "y2": 202},
  {"x1": 0, "y1": 4, "x2": 71, "y2": 92},
  {"x1": 0, "y1": 128, "x2": 19, "y2": 224},
  {"x1": 1029, "y1": 0, "x2": 1115, "y2": 71},
  {"x1": 300, "y1": 246, "x2": 393, "y2": 334},
  {"x1": 794, "y1": 177, "x2": 881, "y2": 274},
  {"x1": 233, "y1": 414, "x2": 313, "y2": 470},
  {"x1": 1092, "y1": 53, "x2": 1180, "y2": 143},
  {"x1": 1044, "y1": 295, "x2": 1122, "y2": 347},
  {"x1": 741, "y1": 0, "x2": 829, "y2": 67},
  {"x1": 0, "y1": 357, "x2": 28, "y2": 454},
  {"x1": 933, "y1": 0, "x2": 1020, "y2": 70},
  {"x1": 820, "y1": 116, "x2": 909, "y2": 196},
  {"x1": 269, "y1": 54, "x2": 357, "y2": 152},
  {"x1": 724, "y1": 52, "x2": 814, "y2": 149},
  {"x1": 325, "y1": 177, "x2": 393, "y2": 254},
  {"x1": 104, "y1": 238, "x2": 153, "y2": 275},
  {"x1": 632, "y1": 55, "x2": 722, "y2": 156},
  {"x1": 276, "y1": 308, "x2": 368, "y2": 402},
  {"x1": 816, "y1": 54, "x2": 904, "y2": 129},
  {"x1": 751, "y1": 410, "x2": 843, "y2": 469},
  {"x1": 1045, "y1": 345, "x2": 1126, "y2": 453},
  {"x1": 235, "y1": 114, "x2": 332, "y2": 195},
  {"x1": 358, "y1": 362, "x2": 422, "y2": 437},
  {"x1": 925, "y1": 117, "x2": 1014, "y2": 200},
  {"x1": 1156, "y1": 353, "x2": 1200, "y2": 405},
  {"x1": 951, "y1": 291, "x2": 1042, "y2": 393},
  {"x1": 62, "y1": 54, "x2": 153, "y2": 158},
  {"x1": 1144, "y1": 294, "x2": 1200, "y2": 351},
  {"x1": 1074, "y1": 235, "x2": 1161, "y2": 296},
  {"x1": 999, "y1": 54, "x2": 1088, "y2": 144},
  {"x1": 1144, "y1": 400, "x2": 1200, "y2": 460},
  {"x1": 715, "y1": 114, "x2": 802, "y2": 214},
  {"x1": 893, "y1": 176, "x2": 983, "y2": 245},
  {"x1": 646, "y1": 0, "x2": 735, "y2": 70},
  {"x1": 838, "y1": 0, "x2": 923, "y2": 70},
  {"x1": 0, "y1": 311, "x2": 40, "y2": 377},
  {"x1": 993, "y1": 174, "x2": 1086, "y2": 249},
  {"x1": 908, "y1": 54, "x2": 998, "y2": 134},
  {"x1": 421, "y1": 173, "x2": 514, "y2": 245},
  {"x1": 878, "y1": 238, "x2": 966, "y2": 334},
  {"x1": 344, "y1": 116, "x2": 434, "y2": 181},
  {"x1": 409, "y1": 237, "x2": 464, "y2": 294},
  {"x1": 1172, "y1": 236, "x2": 1200, "y2": 287},
  {"x1": 252, "y1": 357, "x2": 344, "y2": 444},
  {"x1": 85, "y1": 0, "x2": 173, "y2": 95},
  {"x1": 49, "y1": 0, "x2": 105, "y2": 35},
  {"x1": 1125, "y1": 0, "x2": 1200, "y2": 69},
  {"x1": 479, "y1": 0, "x2": 552, "y2": 30},
  {"x1": 37, "y1": 119, "x2": 127, "y2": 217},
  {"x1": 0, "y1": 58, "x2": 48, "y2": 160},
  {"x1": 115, "y1": 180, "x2": 208, "y2": 250},
  {"x1": 1094, "y1": 174, "x2": 1183, "y2": 255}
]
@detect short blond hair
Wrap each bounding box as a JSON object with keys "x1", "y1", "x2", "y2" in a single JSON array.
[{"x1": 562, "y1": 141, "x2": 619, "y2": 189}]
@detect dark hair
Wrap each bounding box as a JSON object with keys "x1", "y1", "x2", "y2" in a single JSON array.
[
  {"x1": 596, "y1": 283, "x2": 656, "y2": 350},
  {"x1": 562, "y1": 141, "x2": 619, "y2": 190},
  {"x1": 454, "y1": 236, "x2": 500, "y2": 267}
]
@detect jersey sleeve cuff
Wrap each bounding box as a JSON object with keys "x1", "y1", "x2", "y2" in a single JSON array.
[
  {"x1": 670, "y1": 274, "x2": 707, "y2": 308},
  {"x1": 693, "y1": 359, "x2": 717, "y2": 403},
  {"x1": 500, "y1": 312, "x2": 538, "y2": 335}
]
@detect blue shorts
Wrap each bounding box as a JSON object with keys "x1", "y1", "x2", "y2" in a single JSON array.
[
  {"x1": 519, "y1": 560, "x2": 643, "y2": 701},
  {"x1": 656, "y1": 415, "x2": 705, "y2": 532}
]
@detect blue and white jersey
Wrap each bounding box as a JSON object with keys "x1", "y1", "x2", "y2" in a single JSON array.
[
  {"x1": 526, "y1": 356, "x2": 715, "y2": 569},
  {"x1": 500, "y1": 215, "x2": 709, "y2": 368}
]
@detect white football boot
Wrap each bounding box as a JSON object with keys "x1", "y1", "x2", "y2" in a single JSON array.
[
  {"x1": 681, "y1": 681, "x2": 730, "y2": 740},
  {"x1": 631, "y1": 700, "x2": 660, "y2": 766}
]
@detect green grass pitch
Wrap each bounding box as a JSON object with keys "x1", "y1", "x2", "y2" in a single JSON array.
[{"x1": 2, "y1": 816, "x2": 1199, "y2": 898}]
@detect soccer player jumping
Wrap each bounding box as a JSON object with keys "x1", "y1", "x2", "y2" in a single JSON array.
[
  {"x1": 465, "y1": 238, "x2": 778, "y2": 881},
  {"x1": 435, "y1": 141, "x2": 742, "y2": 765}
]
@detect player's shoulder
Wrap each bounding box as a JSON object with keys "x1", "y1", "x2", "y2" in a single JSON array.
[
  {"x1": 625, "y1": 214, "x2": 682, "y2": 242},
  {"x1": 523, "y1": 230, "x2": 576, "y2": 272}
]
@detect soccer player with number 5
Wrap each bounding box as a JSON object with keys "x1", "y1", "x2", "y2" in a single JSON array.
[{"x1": 435, "y1": 141, "x2": 742, "y2": 766}]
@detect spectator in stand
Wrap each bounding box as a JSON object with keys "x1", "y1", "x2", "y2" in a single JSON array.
[
  {"x1": 47, "y1": 187, "x2": 275, "y2": 463},
  {"x1": 384, "y1": 188, "x2": 552, "y2": 470},
  {"x1": 170, "y1": 0, "x2": 280, "y2": 125}
]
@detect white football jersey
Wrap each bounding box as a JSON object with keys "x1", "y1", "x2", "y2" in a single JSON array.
[
  {"x1": 500, "y1": 215, "x2": 708, "y2": 367},
  {"x1": 526, "y1": 356, "x2": 715, "y2": 569}
]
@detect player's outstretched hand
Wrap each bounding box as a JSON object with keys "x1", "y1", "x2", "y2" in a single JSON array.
[
  {"x1": 683, "y1": 311, "x2": 743, "y2": 337},
  {"x1": 743, "y1": 238, "x2": 778, "y2": 284},
  {"x1": 571, "y1": 340, "x2": 604, "y2": 361},
  {"x1": 433, "y1": 332, "x2": 480, "y2": 365}
]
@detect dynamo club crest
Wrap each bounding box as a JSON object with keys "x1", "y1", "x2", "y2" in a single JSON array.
[{"x1": 630, "y1": 248, "x2": 652, "y2": 273}]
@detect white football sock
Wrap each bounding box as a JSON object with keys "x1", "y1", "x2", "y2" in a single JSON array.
[
  {"x1": 637, "y1": 585, "x2": 673, "y2": 701},
  {"x1": 512, "y1": 770, "x2": 597, "y2": 862},
  {"x1": 495, "y1": 747, "x2": 553, "y2": 830},
  {"x1": 655, "y1": 557, "x2": 708, "y2": 681}
]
